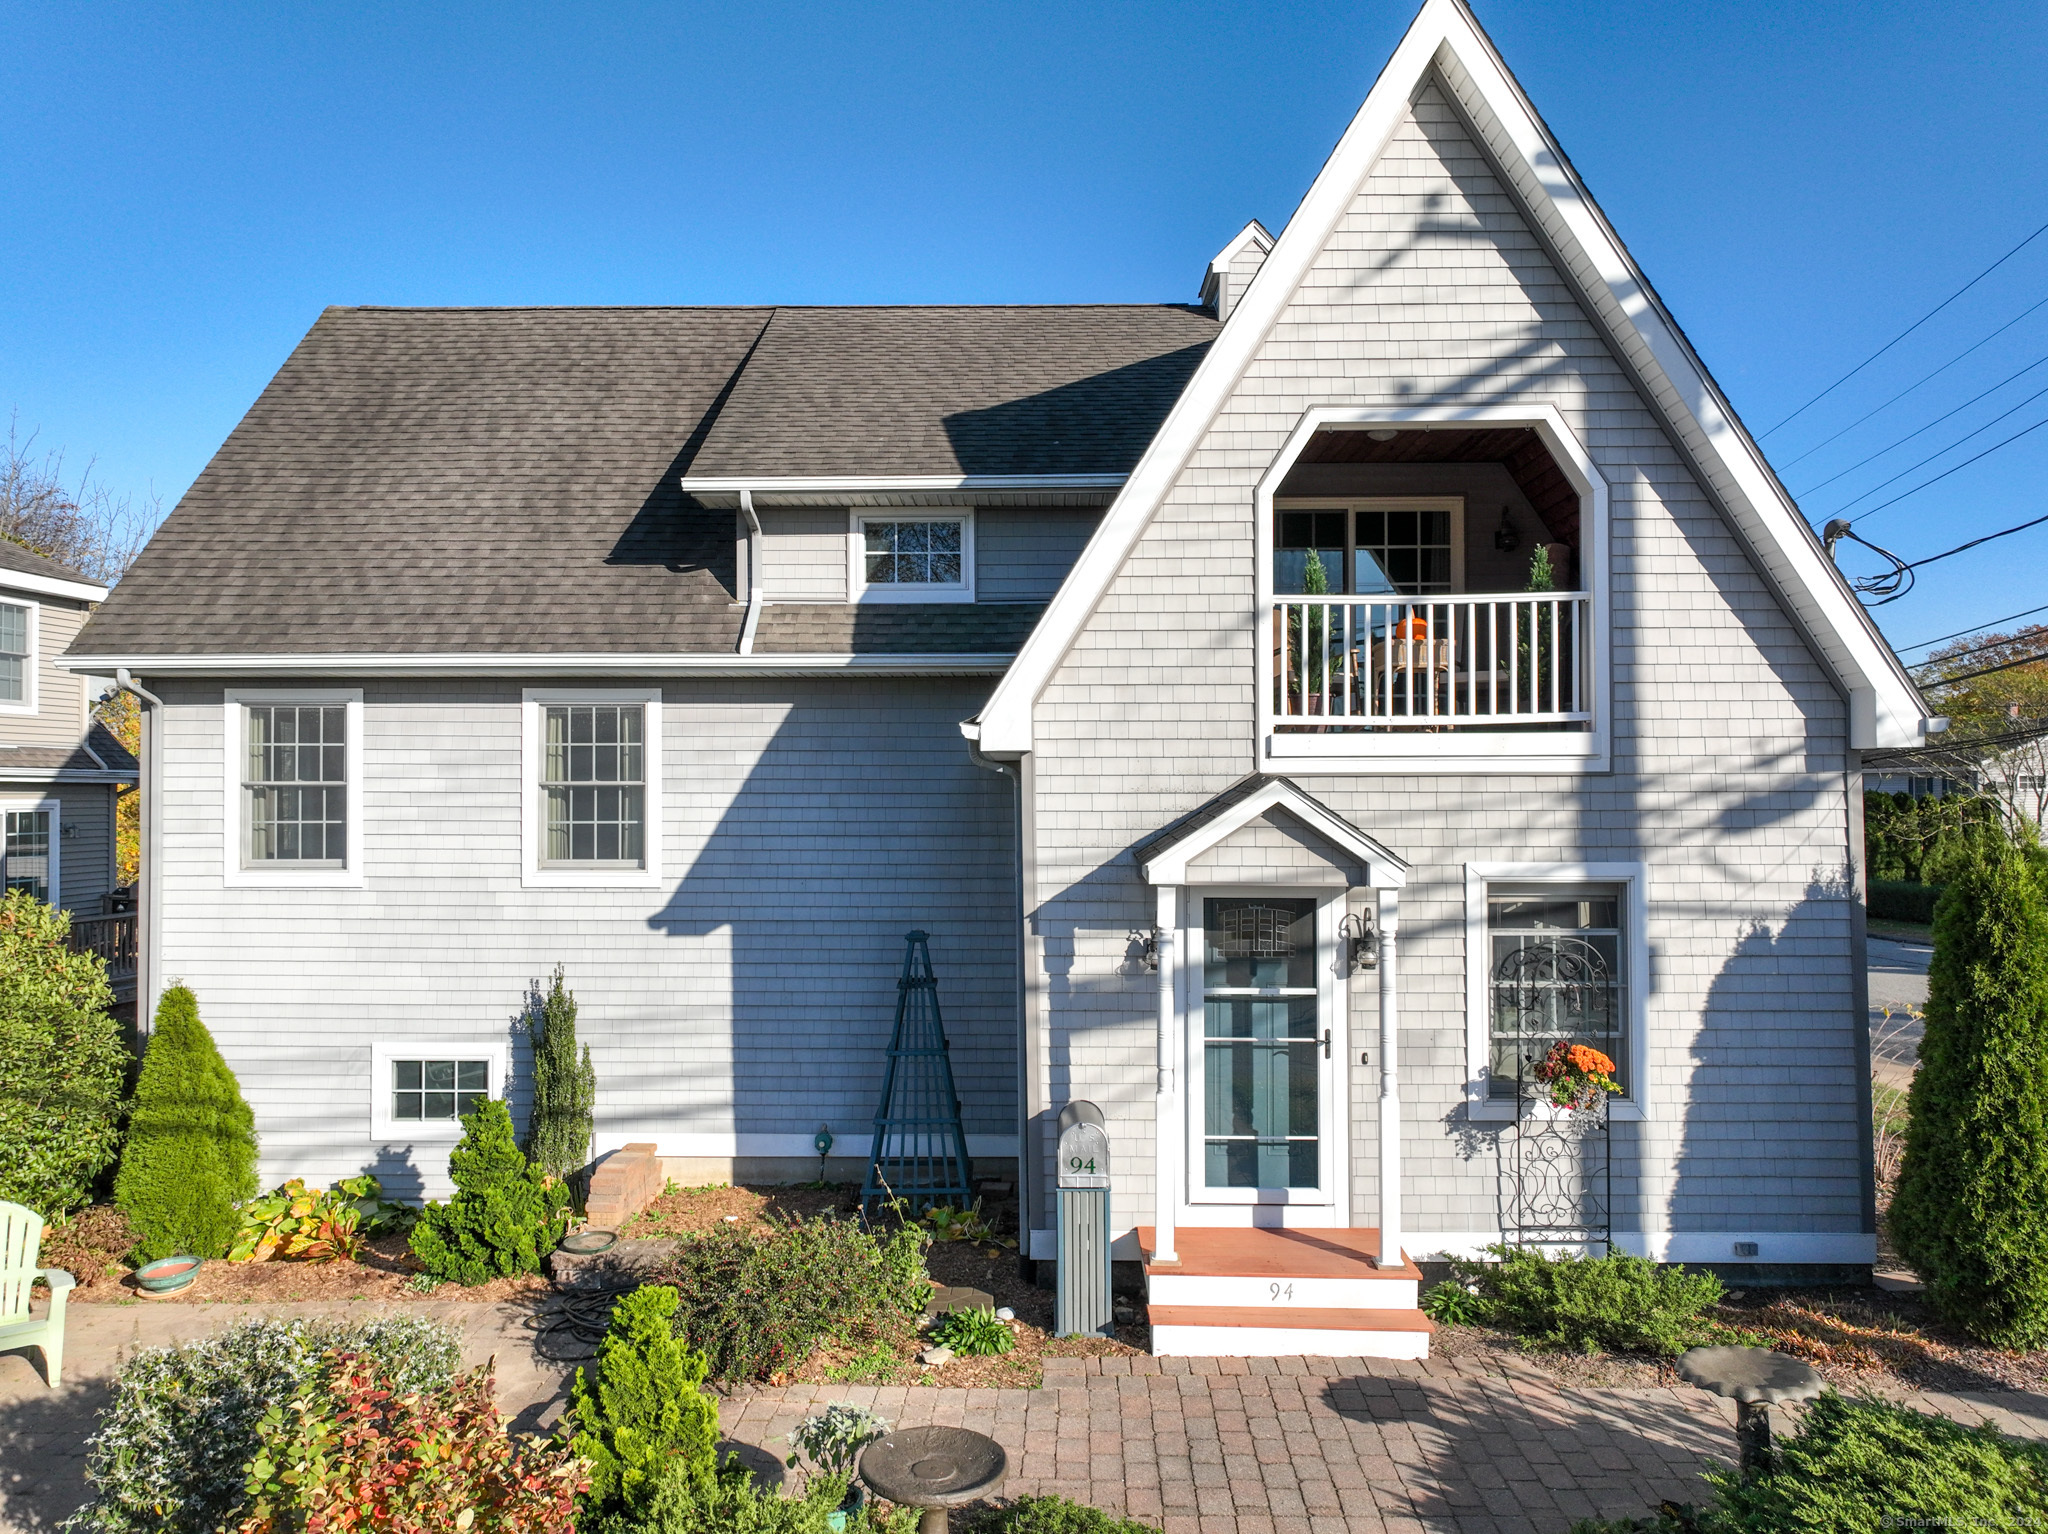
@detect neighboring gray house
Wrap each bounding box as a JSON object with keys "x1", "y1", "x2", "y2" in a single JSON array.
[
  {"x1": 1, "y1": 541, "x2": 138, "y2": 1004},
  {"x1": 65, "y1": 0, "x2": 1931, "y2": 1356}
]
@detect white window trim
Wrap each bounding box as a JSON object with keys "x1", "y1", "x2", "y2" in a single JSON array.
[
  {"x1": 1273, "y1": 495, "x2": 1468, "y2": 595},
  {"x1": 370, "y1": 1039, "x2": 509, "y2": 1144},
  {"x1": 1465, "y1": 861, "x2": 1648, "y2": 1123},
  {"x1": 0, "y1": 596, "x2": 38, "y2": 716},
  {"x1": 0, "y1": 793, "x2": 60, "y2": 907},
  {"x1": 1255, "y1": 404, "x2": 1611, "y2": 774},
  {"x1": 222, "y1": 689, "x2": 365, "y2": 889},
  {"x1": 848, "y1": 508, "x2": 976, "y2": 604},
  {"x1": 521, "y1": 687, "x2": 663, "y2": 889}
]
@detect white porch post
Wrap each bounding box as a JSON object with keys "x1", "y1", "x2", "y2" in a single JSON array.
[
  {"x1": 1153, "y1": 882, "x2": 1178, "y2": 1264},
  {"x1": 1376, "y1": 888, "x2": 1401, "y2": 1269}
]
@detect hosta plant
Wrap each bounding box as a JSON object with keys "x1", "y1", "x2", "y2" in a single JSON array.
[
  {"x1": 229, "y1": 1173, "x2": 412, "y2": 1263},
  {"x1": 234, "y1": 1352, "x2": 586, "y2": 1534},
  {"x1": 932, "y1": 1304, "x2": 1014, "y2": 1357}
]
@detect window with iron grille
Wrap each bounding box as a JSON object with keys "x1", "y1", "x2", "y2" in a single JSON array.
[
  {"x1": 0, "y1": 602, "x2": 29, "y2": 703},
  {"x1": 390, "y1": 1058, "x2": 490, "y2": 1123},
  {"x1": 245, "y1": 704, "x2": 348, "y2": 865},
  {"x1": 542, "y1": 704, "x2": 644, "y2": 865},
  {"x1": 3, "y1": 809, "x2": 51, "y2": 902},
  {"x1": 1486, "y1": 884, "x2": 1625, "y2": 1098}
]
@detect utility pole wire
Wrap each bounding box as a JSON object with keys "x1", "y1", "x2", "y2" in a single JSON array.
[
  {"x1": 1793, "y1": 349, "x2": 2048, "y2": 499},
  {"x1": 1915, "y1": 649, "x2": 2048, "y2": 688},
  {"x1": 1847, "y1": 414, "x2": 2048, "y2": 526},
  {"x1": 1759, "y1": 216, "x2": 2048, "y2": 440},
  {"x1": 1899, "y1": 601, "x2": 2048, "y2": 654}
]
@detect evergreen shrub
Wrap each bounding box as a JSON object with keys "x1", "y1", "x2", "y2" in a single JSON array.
[
  {"x1": 63, "y1": 1314, "x2": 458, "y2": 1534},
  {"x1": 1568, "y1": 1392, "x2": 2048, "y2": 1533},
  {"x1": 1446, "y1": 1244, "x2": 1724, "y2": 1356},
  {"x1": 0, "y1": 890, "x2": 130, "y2": 1216},
  {"x1": 1891, "y1": 829, "x2": 2048, "y2": 1347},
  {"x1": 618, "y1": 1462, "x2": 915, "y2": 1534},
  {"x1": 570, "y1": 1283, "x2": 721, "y2": 1523},
  {"x1": 527, "y1": 964, "x2": 597, "y2": 1183},
  {"x1": 113, "y1": 984, "x2": 258, "y2": 1261},
  {"x1": 1867, "y1": 878, "x2": 1943, "y2": 925},
  {"x1": 409, "y1": 1097, "x2": 571, "y2": 1285},
  {"x1": 651, "y1": 1216, "x2": 931, "y2": 1382},
  {"x1": 961, "y1": 1498, "x2": 1159, "y2": 1534}
]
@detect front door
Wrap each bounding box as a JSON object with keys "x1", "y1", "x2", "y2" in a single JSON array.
[{"x1": 1188, "y1": 894, "x2": 1341, "y2": 1210}]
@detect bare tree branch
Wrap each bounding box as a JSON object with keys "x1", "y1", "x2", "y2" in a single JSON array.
[{"x1": 0, "y1": 408, "x2": 158, "y2": 584}]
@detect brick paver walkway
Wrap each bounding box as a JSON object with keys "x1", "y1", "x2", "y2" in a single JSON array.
[{"x1": 12, "y1": 1302, "x2": 2048, "y2": 1534}]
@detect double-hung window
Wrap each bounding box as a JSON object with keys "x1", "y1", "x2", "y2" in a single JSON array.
[
  {"x1": 542, "y1": 704, "x2": 644, "y2": 865},
  {"x1": 225, "y1": 690, "x2": 363, "y2": 887},
  {"x1": 522, "y1": 689, "x2": 662, "y2": 888},
  {"x1": 0, "y1": 601, "x2": 32, "y2": 707},
  {"x1": 852, "y1": 512, "x2": 973, "y2": 602},
  {"x1": 2, "y1": 806, "x2": 53, "y2": 903}
]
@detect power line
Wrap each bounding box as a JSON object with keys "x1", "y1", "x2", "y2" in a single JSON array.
[
  {"x1": 1793, "y1": 349, "x2": 2048, "y2": 498},
  {"x1": 1830, "y1": 511, "x2": 2048, "y2": 606},
  {"x1": 1899, "y1": 601, "x2": 2048, "y2": 654},
  {"x1": 1848, "y1": 414, "x2": 2048, "y2": 526},
  {"x1": 1778, "y1": 294, "x2": 2048, "y2": 471},
  {"x1": 1759, "y1": 216, "x2": 2048, "y2": 440},
  {"x1": 1917, "y1": 649, "x2": 2048, "y2": 687},
  {"x1": 1905, "y1": 513, "x2": 2048, "y2": 571},
  {"x1": 1908, "y1": 625, "x2": 2048, "y2": 667},
  {"x1": 1823, "y1": 381, "x2": 2048, "y2": 518}
]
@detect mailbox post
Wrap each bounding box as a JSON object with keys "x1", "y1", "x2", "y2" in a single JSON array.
[{"x1": 1055, "y1": 1100, "x2": 1112, "y2": 1338}]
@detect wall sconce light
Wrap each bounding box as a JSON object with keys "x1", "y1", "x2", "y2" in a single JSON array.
[
  {"x1": 1338, "y1": 911, "x2": 1379, "y2": 973},
  {"x1": 1494, "y1": 506, "x2": 1521, "y2": 553},
  {"x1": 1131, "y1": 927, "x2": 1161, "y2": 973}
]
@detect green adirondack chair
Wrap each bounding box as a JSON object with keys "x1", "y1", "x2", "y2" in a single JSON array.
[{"x1": 0, "y1": 1201, "x2": 74, "y2": 1386}]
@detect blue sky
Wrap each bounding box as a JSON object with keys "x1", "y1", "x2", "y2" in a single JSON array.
[{"x1": 5, "y1": 0, "x2": 2045, "y2": 655}]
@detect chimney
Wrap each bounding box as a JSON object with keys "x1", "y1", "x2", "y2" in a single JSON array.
[{"x1": 1200, "y1": 220, "x2": 1275, "y2": 322}]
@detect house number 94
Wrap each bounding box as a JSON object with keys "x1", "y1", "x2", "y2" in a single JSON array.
[
  {"x1": 1268, "y1": 1282, "x2": 1295, "y2": 1302},
  {"x1": 1067, "y1": 1156, "x2": 1097, "y2": 1174}
]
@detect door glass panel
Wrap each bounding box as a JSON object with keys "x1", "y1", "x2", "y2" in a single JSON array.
[{"x1": 1201, "y1": 898, "x2": 1320, "y2": 1189}]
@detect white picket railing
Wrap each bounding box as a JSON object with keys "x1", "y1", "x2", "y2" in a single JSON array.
[{"x1": 1272, "y1": 593, "x2": 1592, "y2": 728}]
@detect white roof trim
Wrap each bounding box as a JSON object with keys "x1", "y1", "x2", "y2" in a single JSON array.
[
  {"x1": 681, "y1": 473, "x2": 1126, "y2": 507},
  {"x1": 976, "y1": 0, "x2": 1929, "y2": 754},
  {"x1": 1141, "y1": 778, "x2": 1408, "y2": 888},
  {"x1": 1204, "y1": 219, "x2": 1275, "y2": 281},
  {"x1": 57, "y1": 651, "x2": 1017, "y2": 679},
  {"x1": 0, "y1": 566, "x2": 106, "y2": 603}
]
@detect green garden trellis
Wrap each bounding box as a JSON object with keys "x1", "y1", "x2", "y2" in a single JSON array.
[{"x1": 861, "y1": 930, "x2": 974, "y2": 1219}]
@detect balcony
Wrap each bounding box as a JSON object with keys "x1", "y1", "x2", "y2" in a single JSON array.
[
  {"x1": 1273, "y1": 593, "x2": 1591, "y2": 731},
  {"x1": 68, "y1": 912, "x2": 138, "y2": 995}
]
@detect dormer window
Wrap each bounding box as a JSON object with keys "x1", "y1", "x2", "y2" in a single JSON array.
[{"x1": 851, "y1": 511, "x2": 975, "y2": 603}]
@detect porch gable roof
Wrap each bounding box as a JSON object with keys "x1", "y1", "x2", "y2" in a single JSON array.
[{"x1": 1134, "y1": 775, "x2": 1408, "y2": 889}]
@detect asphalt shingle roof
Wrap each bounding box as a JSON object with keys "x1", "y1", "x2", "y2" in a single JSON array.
[
  {"x1": 0, "y1": 540, "x2": 101, "y2": 588},
  {"x1": 72, "y1": 303, "x2": 1215, "y2": 659}
]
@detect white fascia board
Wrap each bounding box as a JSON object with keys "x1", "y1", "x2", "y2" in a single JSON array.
[
  {"x1": 1140, "y1": 778, "x2": 1409, "y2": 888},
  {"x1": 0, "y1": 568, "x2": 106, "y2": 603},
  {"x1": 1206, "y1": 219, "x2": 1275, "y2": 280},
  {"x1": 979, "y1": 0, "x2": 1930, "y2": 754},
  {"x1": 0, "y1": 768, "x2": 135, "y2": 786},
  {"x1": 681, "y1": 474, "x2": 1126, "y2": 507},
  {"x1": 56, "y1": 652, "x2": 1018, "y2": 679}
]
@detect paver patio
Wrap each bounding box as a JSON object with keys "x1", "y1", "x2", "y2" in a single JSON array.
[{"x1": 9, "y1": 1300, "x2": 2048, "y2": 1534}]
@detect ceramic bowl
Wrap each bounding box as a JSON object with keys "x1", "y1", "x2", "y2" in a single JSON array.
[{"x1": 135, "y1": 1255, "x2": 203, "y2": 1293}]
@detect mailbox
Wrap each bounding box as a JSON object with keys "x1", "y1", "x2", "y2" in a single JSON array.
[{"x1": 1055, "y1": 1100, "x2": 1112, "y2": 1338}]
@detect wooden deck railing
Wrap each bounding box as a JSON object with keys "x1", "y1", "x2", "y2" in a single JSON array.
[
  {"x1": 1273, "y1": 593, "x2": 1592, "y2": 729},
  {"x1": 69, "y1": 912, "x2": 138, "y2": 986}
]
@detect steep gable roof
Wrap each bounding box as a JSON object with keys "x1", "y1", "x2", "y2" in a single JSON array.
[{"x1": 973, "y1": 0, "x2": 1931, "y2": 753}]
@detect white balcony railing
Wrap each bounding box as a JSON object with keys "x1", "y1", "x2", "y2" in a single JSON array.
[{"x1": 1272, "y1": 593, "x2": 1592, "y2": 729}]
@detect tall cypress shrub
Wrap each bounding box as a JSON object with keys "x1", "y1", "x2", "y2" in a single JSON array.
[
  {"x1": 114, "y1": 985, "x2": 259, "y2": 1261},
  {"x1": 1892, "y1": 831, "x2": 2048, "y2": 1347},
  {"x1": 526, "y1": 965, "x2": 596, "y2": 1182}
]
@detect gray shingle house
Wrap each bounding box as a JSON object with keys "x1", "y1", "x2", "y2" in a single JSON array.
[{"x1": 66, "y1": 0, "x2": 1930, "y2": 1355}]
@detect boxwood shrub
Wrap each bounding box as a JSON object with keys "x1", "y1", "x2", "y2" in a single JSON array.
[{"x1": 1447, "y1": 1244, "x2": 1724, "y2": 1356}]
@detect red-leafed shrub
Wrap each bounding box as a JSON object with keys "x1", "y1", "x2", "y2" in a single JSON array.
[{"x1": 234, "y1": 1351, "x2": 586, "y2": 1533}]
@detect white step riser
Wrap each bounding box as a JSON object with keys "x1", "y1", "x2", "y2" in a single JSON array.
[
  {"x1": 1147, "y1": 1273, "x2": 1419, "y2": 1310},
  {"x1": 1151, "y1": 1323, "x2": 1431, "y2": 1361}
]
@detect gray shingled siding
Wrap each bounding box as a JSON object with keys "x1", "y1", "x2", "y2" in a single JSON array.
[
  {"x1": 1026, "y1": 82, "x2": 1860, "y2": 1250},
  {"x1": 149, "y1": 675, "x2": 1017, "y2": 1198},
  {"x1": 977, "y1": 509, "x2": 1104, "y2": 604},
  {"x1": 758, "y1": 507, "x2": 848, "y2": 603},
  {"x1": 0, "y1": 597, "x2": 96, "y2": 752}
]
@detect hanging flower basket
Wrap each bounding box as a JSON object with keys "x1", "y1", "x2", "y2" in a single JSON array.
[{"x1": 1531, "y1": 1041, "x2": 1621, "y2": 1112}]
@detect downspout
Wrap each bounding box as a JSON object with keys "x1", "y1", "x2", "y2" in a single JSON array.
[
  {"x1": 968, "y1": 736, "x2": 1035, "y2": 1276},
  {"x1": 114, "y1": 668, "x2": 164, "y2": 1033},
  {"x1": 736, "y1": 489, "x2": 764, "y2": 656}
]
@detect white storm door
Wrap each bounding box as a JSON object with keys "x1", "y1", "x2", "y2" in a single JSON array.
[{"x1": 1185, "y1": 892, "x2": 1342, "y2": 1208}]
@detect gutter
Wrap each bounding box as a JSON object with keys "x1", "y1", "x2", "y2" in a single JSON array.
[
  {"x1": 58, "y1": 652, "x2": 1018, "y2": 679},
  {"x1": 737, "y1": 489, "x2": 764, "y2": 656},
  {"x1": 114, "y1": 668, "x2": 164, "y2": 1032}
]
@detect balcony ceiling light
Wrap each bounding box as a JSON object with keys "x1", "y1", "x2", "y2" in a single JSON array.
[{"x1": 1366, "y1": 428, "x2": 1400, "y2": 442}]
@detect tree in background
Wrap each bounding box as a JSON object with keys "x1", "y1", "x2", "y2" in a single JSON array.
[
  {"x1": 0, "y1": 891, "x2": 129, "y2": 1215},
  {"x1": 115, "y1": 986, "x2": 259, "y2": 1261},
  {"x1": 1912, "y1": 625, "x2": 2048, "y2": 840},
  {"x1": 1891, "y1": 827, "x2": 2048, "y2": 1347},
  {"x1": 526, "y1": 966, "x2": 596, "y2": 1184}
]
